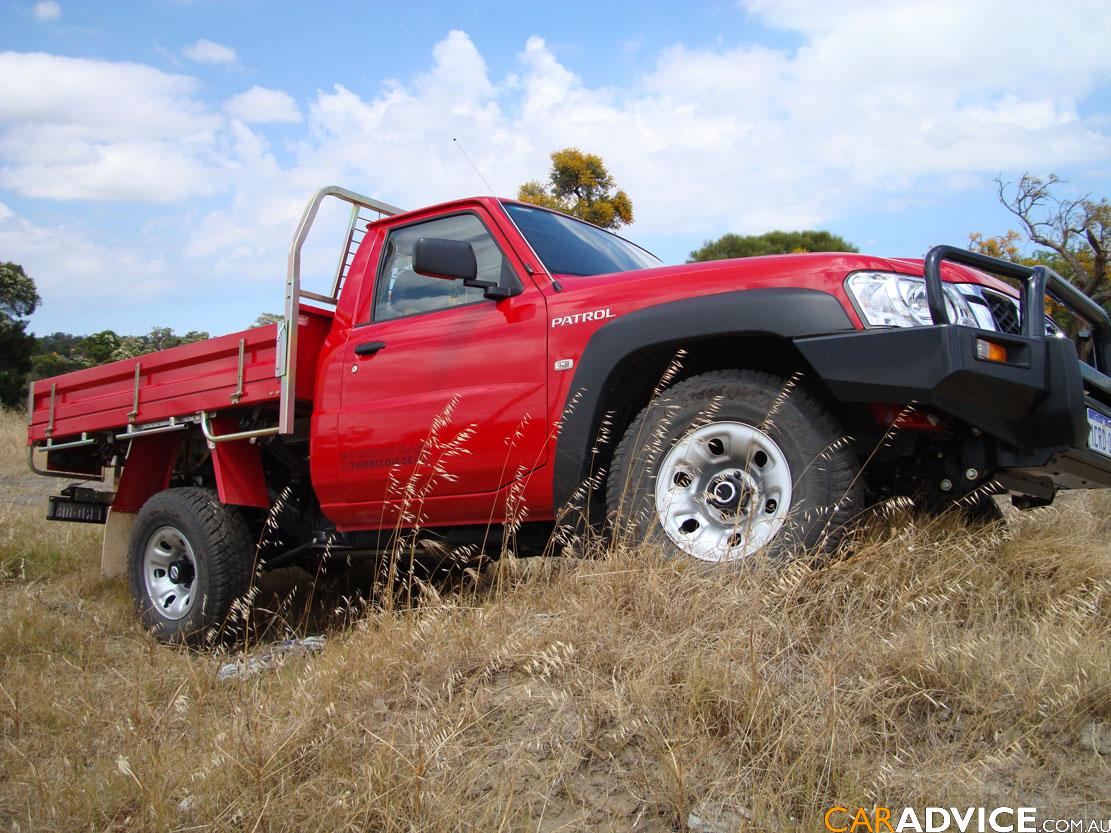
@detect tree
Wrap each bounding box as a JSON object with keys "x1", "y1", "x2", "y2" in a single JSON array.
[
  {"x1": 31, "y1": 331, "x2": 90, "y2": 381},
  {"x1": 142, "y1": 326, "x2": 209, "y2": 353},
  {"x1": 78, "y1": 330, "x2": 121, "y2": 365},
  {"x1": 27, "y1": 325, "x2": 211, "y2": 381},
  {"x1": 146, "y1": 327, "x2": 178, "y2": 352},
  {"x1": 982, "y1": 174, "x2": 1110, "y2": 305},
  {"x1": 110, "y1": 336, "x2": 148, "y2": 362},
  {"x1": 35, "y1": 331, "x2": 83, "y2": 357},
  {"x1": 31, "y1": 352, "x2": 86, "y2": 380},
  {"x1": 251, "y1": 313, "x2": 283, "y2": 328},
  {"x1": 517, "y1": 148, "x2": 633, "y2": 229},
  {"x1": 688, "y1": 230, "x2": 858, "y2": 262},
  {"x1": 106, "y1": 327, "x2": 211, "y2": 361},
  {"x1": 0, "y1": 262, "x2": 41, "y2": 407},
  {"x1": 967, "y1": 229, "x2": 1071, "y2": 277},
  {"x1": 28, "y1": 326, "x2": 212, "y2": 379},
  {"x1": 0, "y1": 261, "x2": 39, "y2": 321}
]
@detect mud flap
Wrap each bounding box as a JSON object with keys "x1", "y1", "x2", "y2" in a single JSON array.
[
  {"x1": 101, "y1": 509, "x2": 135, "y2": 578},
  {"x1": 209, "y1": 414, "x2": 269, "y2": 508}
]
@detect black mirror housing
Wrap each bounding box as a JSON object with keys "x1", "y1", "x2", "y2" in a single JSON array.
[
  {"x1": 413, "y1": 237, "x2": 477, "y2": 282},
  {"x1": 412, "y1": 237, "x2": 522, "y2": 300}
]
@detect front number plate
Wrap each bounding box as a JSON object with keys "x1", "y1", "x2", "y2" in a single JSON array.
[{"x1": 1087, "y1": 407, "x2": 1111, "y2": 458}]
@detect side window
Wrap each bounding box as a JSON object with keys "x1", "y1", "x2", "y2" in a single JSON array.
[{"x1": 373, "y1": 213, "x2": 511, "y2": 322}]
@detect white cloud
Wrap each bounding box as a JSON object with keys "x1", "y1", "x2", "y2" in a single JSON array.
[
  {"x1": 224, "y1": 86, "x2": 301, "y2": 124},
  {"x1": 7, "y1": 11, "x2": 1110, "y2": 223},
  {"x1": 32, "y1": 1, "x2": 60, "y2": 21},
  {"x1": 0, "y1": 52, "x2": 221, "y2": 201},
  {"x1": 174, "y1": 15, "x2": 1111, "y2": 282},
  {"x1": 181, "y1": 38, "x2": 236, "y2": 66},
  {"x1": 5, "y1": 7, "x2": 1111, "y2": 333},
  {"x1": 0, "y1": 201, "x2": 169, "y2": 306}
]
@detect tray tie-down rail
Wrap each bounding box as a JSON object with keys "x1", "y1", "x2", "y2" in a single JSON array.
[
  {"x1": 30, "y1": 410, "x2": 280, "y2": 479},
  {"x1": 276, "y1": 186, "x2": 403, "y2": 435}
]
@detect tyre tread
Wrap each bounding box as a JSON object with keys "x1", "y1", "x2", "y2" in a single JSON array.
[{"x1": 128, "y1": 487, "x2": 255, "y2": 644}]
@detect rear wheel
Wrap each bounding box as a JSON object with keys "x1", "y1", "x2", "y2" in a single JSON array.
[
  {"x1": 127, "y1": 487, "x2": 255, "y2": 644},
  {"x1": 607, "y1": 370, "x2": 861, "y2": 563}
]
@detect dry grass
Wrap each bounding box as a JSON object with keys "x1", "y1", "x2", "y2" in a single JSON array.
[
  {"x1": 1, "y1": 408, "x2": 1109, "y2": 831},
  {"x1": 1, "y1": 409, "x2": 102, "y2": 583},
  {"x1": 0, "y1": 407, "x2": 24, "y2": 476}
]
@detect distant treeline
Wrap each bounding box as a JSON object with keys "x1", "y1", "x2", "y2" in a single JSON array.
[
  {"x1": 29, "y1": 314, "x2": 283, "y2": 382},
  {"x1": 30, "y1": 328, "x2": 212, "y2": 380}
]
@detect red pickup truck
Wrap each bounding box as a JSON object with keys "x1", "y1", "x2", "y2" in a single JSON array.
[{"x1": 26, "y1": 186, "x2": 1111, "y2": 642}]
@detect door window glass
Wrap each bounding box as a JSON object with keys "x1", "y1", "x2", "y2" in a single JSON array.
[{"x1": 373, "y1": 213, "x2": 510, "y2": 321}]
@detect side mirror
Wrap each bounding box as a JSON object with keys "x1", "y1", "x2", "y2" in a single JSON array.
[
  {"x1": 412, "y1": 238, "x2": 477, "y2": 282},
  {"x1": 412, "y1": 237, "x2": 521, "y2": 300}
]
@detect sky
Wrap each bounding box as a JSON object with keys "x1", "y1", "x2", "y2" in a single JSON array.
[{"x1": 2, "y1": 0, "x2": 1110, "y2": 337}]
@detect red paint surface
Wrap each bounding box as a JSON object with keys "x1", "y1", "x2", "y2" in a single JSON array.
[
  {"x1": 26, "y1": 311, "x2": 331, "y2": 443},
  {"x1": 209, "y1": 414, "x2": 270, "y2": 508},
  {"x1": 29, "y1": 196, "x2": 1012, "y2": 529},
  {"x1": 112, "y1": 433, "x2": 182, "y2": 513}
]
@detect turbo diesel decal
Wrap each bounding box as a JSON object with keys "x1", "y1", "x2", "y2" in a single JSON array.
[
  {"x1": 341, "y1": 444, "x2": 421, "y2": 471},
  {"x1": 551, "y1": 308, "x2": 616, "y2": 328}
]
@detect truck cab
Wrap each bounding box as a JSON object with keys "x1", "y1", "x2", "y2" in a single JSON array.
[{"x1": 308, "y1": 197, "x2": 557, "y2": 532}]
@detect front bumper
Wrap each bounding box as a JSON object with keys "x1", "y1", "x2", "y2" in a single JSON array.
[{"x1": 795, "y1": 324, "x2": 1111, "y2": 490}]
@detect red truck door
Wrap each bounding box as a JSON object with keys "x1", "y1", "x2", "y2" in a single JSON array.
[{"x1": 332, "y1": 208, "x2": 549, "y2": 526}]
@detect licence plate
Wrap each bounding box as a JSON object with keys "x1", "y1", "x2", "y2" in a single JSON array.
[
  {"x1": 1087, "y1": 407, "x2": 1111, "y2": 458},
  {"x1": 47, "y1": 494, "x2": 109, "y2": 524}
]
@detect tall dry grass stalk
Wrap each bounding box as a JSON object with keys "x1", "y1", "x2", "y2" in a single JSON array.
[{"x1": 1, "y1": 409, "x2": 1108, "y2": 831}]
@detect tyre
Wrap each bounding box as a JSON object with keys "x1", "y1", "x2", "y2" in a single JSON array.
[
  {"x1": 127, "y1": 487, "x2": 255, "y2": 644},
  {"x1": 606, "y1": 370, "x2": 861, "y2": 563}
]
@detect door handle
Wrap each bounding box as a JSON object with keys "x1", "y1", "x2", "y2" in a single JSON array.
[{"x1": 354, "y1": 340, "x2": 386, "y2": 356}]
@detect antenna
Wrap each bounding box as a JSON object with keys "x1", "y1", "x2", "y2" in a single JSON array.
[{"x1": 453, "y1": 137, "x2": 496, "y2": 195}]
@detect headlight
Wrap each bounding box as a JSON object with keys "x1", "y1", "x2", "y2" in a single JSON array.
[{"x1": 845, "y1": 271, "x2": 980, "y2": 328}]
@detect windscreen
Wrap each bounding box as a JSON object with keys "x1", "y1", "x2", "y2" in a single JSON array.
[{"x1": 501, "y1": 201, "x2": 662, "y2": 277}]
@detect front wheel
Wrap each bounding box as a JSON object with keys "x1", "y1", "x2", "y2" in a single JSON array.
[
  {"x1": 606, "y1": 370, "x2": 861, "y2": 563},
  {"x1": 127, "y1": 487, "x2": 255, "y2": 644}
]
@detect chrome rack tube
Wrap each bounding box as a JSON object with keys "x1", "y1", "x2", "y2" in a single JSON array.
[
  {"x1": 198, "y1": 411, "x2": 280, "y2": 445},
  {"x1": 278, "y1": 186, "x2": 402, "y2": 435},
  {"x1": 27, "y1": 444, "x2": 105, "y2": 480}
]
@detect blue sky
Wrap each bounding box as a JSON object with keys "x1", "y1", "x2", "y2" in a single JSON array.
[{"x1": 2, "y1": 0, "x2": 1110, "y2": 336}]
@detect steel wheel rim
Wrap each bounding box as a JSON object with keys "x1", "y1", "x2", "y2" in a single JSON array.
[
  {"x1": 654, "y1": 421, "x2": 793, "y2": 562},
  {"x1": 143, "y1": 525, "x2": 199, "y2": 620}
]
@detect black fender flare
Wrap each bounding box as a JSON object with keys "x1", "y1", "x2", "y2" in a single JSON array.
[{"x1": 552, "y1": 287, "x2": 855, "y2": 511}]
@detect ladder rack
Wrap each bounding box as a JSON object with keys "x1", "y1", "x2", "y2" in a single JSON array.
[{"x1": 277, "y1": 186, "x2": 403, "y2": 435}]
